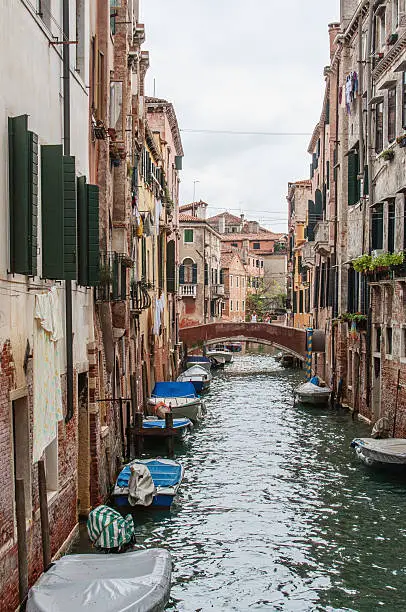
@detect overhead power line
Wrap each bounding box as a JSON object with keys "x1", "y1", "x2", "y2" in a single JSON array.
[{"x1": 180, "y1": 129, "x2": 312, "y2": 137}]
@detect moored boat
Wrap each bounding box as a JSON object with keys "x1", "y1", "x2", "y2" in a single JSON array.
[
  {"x1": 177, "y1": 365, "x2": 212, "y2": 393},
  {"x1": 225, "y1": 342, "x2": 242, "y2": 352},
  {"x1": 295, "y1": 381, "x2": 331, "y2": 406},
  {"x1": 26, "y1": 549, "x2": 172, "y2": 612},
  {"x1": 205, "y1": 346, "x2": 233, "y2": 363},
  {"x1": 148, "y1": 381, "x2": 203, "y2": 422},
  {"x1": 142, "y1": 416, "x2": 193, "y2": 439},
  {"x1": 113, "y1": 458, "x2": 184, "y2": 508},
  {"x1": 351, "y1": 437, "x2": 406, "y2": 466},
  {"x1": 185, "y1": 354, "x2": 212, "y2": 372}
]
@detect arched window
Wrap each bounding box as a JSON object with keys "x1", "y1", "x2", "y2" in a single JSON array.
[{"x1": 180, "y1": 257, "x2": 197, "y2": 284}]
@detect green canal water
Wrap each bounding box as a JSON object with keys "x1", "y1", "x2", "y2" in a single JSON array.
[{"x1": 72, "y1": 353, "x2": 406, "y2": 611}]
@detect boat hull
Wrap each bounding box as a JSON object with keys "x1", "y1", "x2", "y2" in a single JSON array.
[
  {"x1": 148, "y1": 398, "x2": 202, "y2": 422},
  {"x1": 206, "y1": 350, "x2": 233, "y2": 363},
  {"x1": 296, "y1": 393, "x2": 330, "y2": 406},
  {"x1": 351, "y1": 438, "x2": 406, "y2": 466},
  {"x1": 186, "y1": 359, "x2": 211, "y2": 372},
  {"x1": 115, "y1": 491, "x2": 175, "y2": 508}
]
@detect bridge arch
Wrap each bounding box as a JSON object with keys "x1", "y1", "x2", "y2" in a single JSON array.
[{"x1": 179, "y1": 322, "x2": 309, "y2": 361}]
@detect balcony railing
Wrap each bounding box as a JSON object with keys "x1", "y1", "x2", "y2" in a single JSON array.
[
  {"x1": 212, "y1": 284, "x2": 225, "y2": 297},
  {"x1": 130, "y1": 280, "x2": 152, "y2": 313},
  {"x1": 96, "y1": 252, "x2": 132, "y2": 302},
  {"x1": 179, "y1": 284, "x2": 197, "y2": 298}
]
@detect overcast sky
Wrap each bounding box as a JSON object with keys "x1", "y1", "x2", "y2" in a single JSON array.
[{"x1": 140, "y1": 0, "x2": 340, "y2": 233}]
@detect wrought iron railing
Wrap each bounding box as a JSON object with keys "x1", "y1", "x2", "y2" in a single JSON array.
[
  {"x1": 130, "y1": 280, "x2": 152, "y2": 312},
  {"x1": 96, "y1": 252, "x2": 132, "y2": 302}
]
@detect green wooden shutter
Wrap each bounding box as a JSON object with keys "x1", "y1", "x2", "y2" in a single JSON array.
[
  {"x1": 192, "y1": 263, "x2": 197, "y2": 284},
  {"x1": 41, "y1": 145, "x2": 64, "y2": 279},
  {"x1": 166, "y1": 239, "x2": 176, "y2": 293},
  {"x1": 87, "y1": 184, "x2": 100, "y2": 285},
  {"x1": 363, "y1": 164, "x2": 369, "y2": 196},
  {"x1": 179, "y1": 264, "x2": 185, "y2": 284},
  {"x1": 63, "y1": 156, "x2": 77, "y2": 280},
  {"x1": 8, "y1": 115, "x2": 38, "y2": 276},
  {"x1": 175, "y1": 155, "x2": 182, "y2": 170},
  {"x1": 348, "y1": 150, "x2": 360, "y2": 205},
  {"x1": 77, "y1": 176, "x2": 88, "y2": 286}
]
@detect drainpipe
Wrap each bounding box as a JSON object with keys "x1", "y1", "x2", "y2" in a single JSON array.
[{"x1": 63, "y1": 0, "x2": 74, "y2": 421}]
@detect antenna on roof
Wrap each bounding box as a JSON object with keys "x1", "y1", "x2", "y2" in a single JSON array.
[{"x1": 153, "y1": 78, "x2": 156, "y2": 97}]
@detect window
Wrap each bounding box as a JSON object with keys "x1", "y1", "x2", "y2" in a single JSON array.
[
  {"x1": 236, "y1": 301, "x2": 239, "y2": 311},
  {"x1": 242, "y1": 277, "x2": 245, "y2": 288},
  {"x1": 256, "y1": 259, "x2": 260, "y2": 268},
  {"x1": 242, "y1": 300, "x2": 245, "y2": 311},
  {"x1": 401, "y1": 327, "x2": 406, "y2": 358},
  {"x1": 375, "y1": 102, "x2": 384, "y2": 153},
  {"x1": 181, "y1": 258, "x2": 197, "y2": 284},
  {"x1": 230, "y1": 300, "x2": 233, "y2": 311},
  {"x1": 388, "y1": 200, "x2": 396, "y2": 252},
  {"x1": 393, "y1": 0, "x2": 400, "y2": 29},
  {"x1": 372, "y1": 203, "x2": 384, "y2": 250},
  {"x1": 386, "y1": 326, "x2": 393, "y2": 355},
  {"x1": 231, "y1": 242, "x2": 238, "y2": 247},
  {"x1": 388, "y1": 88, "x2": 397, "y2": 143},
  {"x1": 348, "y1": 148, "x2": 360, "y2": 205},
  {"x1": 375, "y1": 326, "x2": 382, "y2": 352},
  {"x1": 76, "y1": 0, "x2": 85, "y2": 75},
  {"x1": 236, "y1": 276, "x2": 239, "y2": 288},
  {"x1": 184, "y1": 229, "x2": 193, "y2": 243},
  {"x1": 253, "y1": 242, "x2": 260, "y2": 249},
  {"x1": 261, "y1": 261, "x2": 264, "y2": 268},
  {"x1": 230, "y1": 275, "x2": 233, "y2": 288},
  {"x1": 38, "y1": 0, "x2": 51, "y2": 29},
  {"x1": 403, "y1": 73, "x2": 406, "y2": 129}
]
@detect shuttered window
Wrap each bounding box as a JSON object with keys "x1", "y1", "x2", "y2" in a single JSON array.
[
  {"x1": 166, "y1": 240, "x2": 176, "y2": 293},
  {"x1": 388, "y1": 88, "x2": 396, "y2": 143},
  {"x1": 8, "y1": 115, "x2": 38, "y2": 276},
  {"x1": 375, "y1": 102, "x2": 384, "y2": 153},
  {"x1": 41, "y1": 145, "x2": 78, "y2": 280},
  {"x1": 388, "y1": 200, "x2": 396, "y2": 253},
  {"x1": 348, "y1": 149, "x2": 360, "y2": 205},
  {"x1": 204, "y1": 262, "x2": 208, "y2": 285},
  {"x1": 372, "y1": 203, "x2": 384, "y2": 250},
  {"x1": 184, "y1": 229, "x2": 193, "y2": 243},
  {"x1": 77, "y1": 177, "x2": 100, "y2": 286}
]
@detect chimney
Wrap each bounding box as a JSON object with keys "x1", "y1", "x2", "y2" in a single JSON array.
[
  {"x1": 219, "y1": 214, "x2": 226, "y2": 234},
  {"x1": 247, "y1": 220, "x2": 259, "y2": 234}
]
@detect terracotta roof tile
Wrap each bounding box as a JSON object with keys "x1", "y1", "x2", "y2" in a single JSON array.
[
  {"x1": 179, "y1": 214, "x2": 205, "y2": 223},
  {"x1": 207, "y1": 211, "x2": 242, "y2": 225}
]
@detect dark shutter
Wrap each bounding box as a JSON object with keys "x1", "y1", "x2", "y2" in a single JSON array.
[
  {"x1": 372, "y1": 203, "x2": 384, "y2": 250},
  {"x1": 348, "y1": 150, "x2": 360, "y2": 205},
  {"x1": 293, "y1": 291, "x2": 297, "y2": 314},
  {"x1": 299, "y1": 290, "x2": 304, "y2": 313},
  {"x1": 204, "y1": 262, "x2": 208, "y2": 285},
  {"x1": 77, "y1": 176, "x2": 88, "y2": 286},
  {"x1": 347, "y1": 267, "x2": 355, "y2": 312},
  {"x1": 179, "y1": 264, "x2": 185, "y2": 285},
  {"x1": 8, "y1": 116, "x2": 38, "y2": 276},
  {"x1": 333, "y1": 147, "x2": 337, "y2": 182},
  {"x1": 220, "y1": 268, "x2": 224, "y2": 284},
  {"x1": 41, "y1": 145, "x2": 64, "y2": 279},
  {"x1": 313, "y1": 266, "x2": 320, "y2": 308},
  {"x1": 63, "y1": 156, "x2": 77, "y2": 280},
  {"x1": 388, "y1": 201, "x2": 395, "y2": 252},
  {"x1": 141, "y1": 237, "x2": 146, "y2": 279},
  {"x1": 326, "y1": 161, "x2": 330, "y2": 190},
  {"x1": 175, "y1": 155, "x2": 182, "y2": 170},
  {"x1": 363, "y1": 164, "x2": 369, "y2": 196},
  {"x1": 192, "y1": 263, "x2": 197, "y2": 284},
  {"x1": 87, "y1": 184, "x2": 100, "y2": 285},
  {"x1": 166, "y1": 239, "x2": 176, "y2": 293}
]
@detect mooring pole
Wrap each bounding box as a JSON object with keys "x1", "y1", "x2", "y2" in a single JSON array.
[
  {"x1": 134, "y1": 411, "x2": 144, "y2": 457},
  {"x1": 306, "y1": 327, "x2": 313, "y2": 381},
  {"x1": 165, "y1": 412, "x2": 174, "y2": 458},
  {"x1": 38, "y1": 460, "x2": 52, "y2": 571},
  {"x1": 15, "y1": 479, "x2": 28, "y2": 603}
]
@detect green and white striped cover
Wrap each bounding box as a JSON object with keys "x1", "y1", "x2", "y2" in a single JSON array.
[{"x1": 87, "y1": 505, "x2": 135, "y2": 550}]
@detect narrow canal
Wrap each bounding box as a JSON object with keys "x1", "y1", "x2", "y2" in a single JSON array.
[{"x1": 73, "y1": 352, "x2": 406, "y2": 611}]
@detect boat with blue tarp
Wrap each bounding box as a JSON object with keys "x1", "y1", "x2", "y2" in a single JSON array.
[
  {"x1": 143, "y1": 416, "x2": 193, "y2": 438},
  {"x1": 113, "y1": 458, "x2": 184, "y2": 508},
  {"x1": 185, "y1": 354, "x2": 212, "y2": 372},
  {"x1": 148, "y1": 381, "x2": 203, "y2": 422}
]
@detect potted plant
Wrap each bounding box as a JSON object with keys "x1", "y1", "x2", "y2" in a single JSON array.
[
  {"x1": 381, "y1": 149, "x2": 395, "y2": 161},
  {"x1": 396, "y1": 134, "x2": 406, "y2": 148}
]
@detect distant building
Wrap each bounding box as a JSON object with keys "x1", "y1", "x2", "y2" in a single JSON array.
[
  {"x1": 178, "y1": 203, "x2": 223, "y2": 326},
  {"x1": 220, "y1": 250, "x2": 247, "y2": 321}
]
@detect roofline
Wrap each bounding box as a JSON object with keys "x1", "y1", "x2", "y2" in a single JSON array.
[{"x1": 146, "y1": 97, "x2": 184, "y2": 157}]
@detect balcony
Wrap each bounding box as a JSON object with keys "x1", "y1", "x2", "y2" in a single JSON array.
[
  {"x1": 314, "y1": 221, "x2": 330, "y2": 255},
  {"x1": 179, "y1": 284, "x2": 197, "y2": 298},
  {"x1": 96, "y1": 252, "x2": 132, "y2": 302},
  {"x1": 130, "y1": 280, "x2": 152, "y2": 314},
  {"x1": 302, "y1": 242, "x2": 315, "y2": 266},
  {"x1": 212, "y1": 284, "x2": 225, "y2": 297}
]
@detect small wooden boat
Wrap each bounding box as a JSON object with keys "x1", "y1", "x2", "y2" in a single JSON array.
[
  {"x1": 26, "y1": 549, "x2": 172, "y2": 612},
  {"x1": 113, "y1": 458, "x2": 184, "y2": 508},
  {"x1": 185, "y1": 354, "x2": 212, "y2": 372},
  {"x1": 205, "y1": 346, "x2": 233, "y2": 363},
  {"x1": 295, "y1": 381, "x2": 331, "y2": 406},
  {"x1": 225, "y1": 342, "x2": 242, "y2": 352},
  {"x1": 280, "y1": 353, "x2": 295, "y2": 367},
  {"x1": 177, "y1": 365, "x2": 212, "y2": 393},
  {"x1": 143, "y1": 416, "x2": 193, "y2": 439},
  {"x1": 148, "y1": 382, "x2": 203, "y2": 422},
  {"x1": 351, "y1": 438, "x2": 406, "y2": 466}
]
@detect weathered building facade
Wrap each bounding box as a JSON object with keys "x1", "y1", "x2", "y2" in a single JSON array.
[
  {"x1": 288, "y1": 0, "x2": 406, "y2": 432},
  {"x1": 220, "y1": 249, "x2": 247, "y2": 321}
]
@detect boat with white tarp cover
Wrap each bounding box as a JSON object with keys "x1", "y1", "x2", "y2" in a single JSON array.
[
  {"x1": 294, "y1": 381, "x2": 331, "y2": 406},
  {"x1": 351, "y1": 438, "x2": 406, "y2": 466},
  {"x1": 26, "y1": 548, "x2": 172, "y2": 612}
]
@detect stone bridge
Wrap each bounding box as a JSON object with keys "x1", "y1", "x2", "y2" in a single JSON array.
[{"x1": 179, "y1": 322, "x2": 312, "y2": 361}]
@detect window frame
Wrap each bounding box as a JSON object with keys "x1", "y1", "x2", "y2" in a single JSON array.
[
  {"x1": 388, "y1": 87, "x2": 397, "y2": 143},
  {"x1": 375, "y1": 102, "x2": 384, "y2": 153}
]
